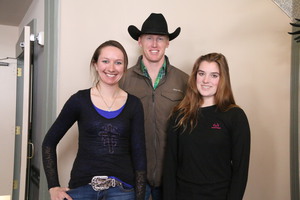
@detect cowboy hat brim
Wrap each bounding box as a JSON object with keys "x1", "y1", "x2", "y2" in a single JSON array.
[{"x1": 128, "y1": 25, "x2": 181, "y2": 41}]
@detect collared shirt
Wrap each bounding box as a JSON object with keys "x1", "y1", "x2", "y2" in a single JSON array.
[{"x1": 141, "y1": 59, "x2": 166, "y2": 89}]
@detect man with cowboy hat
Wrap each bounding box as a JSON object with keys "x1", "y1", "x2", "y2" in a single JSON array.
[{"x1": 120, "y1": 13, "x2": 189, "y2": 200}]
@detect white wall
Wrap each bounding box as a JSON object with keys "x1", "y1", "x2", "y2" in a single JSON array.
[
  {"x1": 19, "y1": 0, "x2": 44, "y2": 36},
  {"x1": 56, "y1": 0, "x2": 291, "y2": 199},
  {"x1": 0, "y1": 24, "x2": 18, "y2": 197},
  {"x1": 0, "y1": 25, "x2": 18, "y2": 57}
]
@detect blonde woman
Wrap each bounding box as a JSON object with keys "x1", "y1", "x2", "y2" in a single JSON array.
[{"x1": 43, "y1": 40, "x2": 146, "y2": 200}]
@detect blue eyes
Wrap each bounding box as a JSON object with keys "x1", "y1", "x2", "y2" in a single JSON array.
[{"x1": 101, "y1": 60, "x2": 123, "y2": 65}]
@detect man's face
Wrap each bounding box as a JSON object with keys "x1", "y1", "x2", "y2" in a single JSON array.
[{"x1": 138, "y1": 34, "x2": 169, "y2": 64}]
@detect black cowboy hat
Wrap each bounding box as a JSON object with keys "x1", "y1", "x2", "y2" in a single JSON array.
[{"x1": 128, "y1": 13, "x2": 181, "y2": 41}]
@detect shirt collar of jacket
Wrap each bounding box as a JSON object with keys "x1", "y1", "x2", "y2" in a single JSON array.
[{"x1": 140, "y1": 57, "x2": 167, "y2": 79}]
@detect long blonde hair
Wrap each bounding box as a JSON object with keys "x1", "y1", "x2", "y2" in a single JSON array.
[{"x1": 172, "y1": 53, "x2": 237, "y2": 132}]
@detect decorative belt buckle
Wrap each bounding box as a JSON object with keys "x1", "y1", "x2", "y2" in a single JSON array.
[{"x1": 90, "y1": 176, "x2": 111, "y2": 191}]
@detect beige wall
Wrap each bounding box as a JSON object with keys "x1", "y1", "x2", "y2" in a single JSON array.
[{"x1": 55, "y1": 0, "x2": 292, "y2": 199}]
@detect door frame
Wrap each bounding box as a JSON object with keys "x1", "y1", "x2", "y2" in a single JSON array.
[
  {"x1": 38, "y1": 0, "x2": 59, "y2": 199},
  {"x1": 13, "y1": 25, "x2": 31, "y2": 200},
  {"x1": 290, "y1": 36, "x2": 300, "y2": 199}
]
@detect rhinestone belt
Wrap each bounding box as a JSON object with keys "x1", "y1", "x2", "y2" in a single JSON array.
[{"x1": 90, "y1": 176, "x2": 122, "y2": 191}]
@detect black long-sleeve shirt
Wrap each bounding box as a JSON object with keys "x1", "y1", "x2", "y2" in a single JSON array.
[
  {"x1": 163, "y1": 105, "x2": 250, "y2": 200},
  {"x1": 42, "y1": 89, "x2": 146, "y2": 196}
]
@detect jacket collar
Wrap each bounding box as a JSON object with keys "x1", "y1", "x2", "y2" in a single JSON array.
[{"x1": 133, "y1": 55, "x2": 172, "y2": 75}]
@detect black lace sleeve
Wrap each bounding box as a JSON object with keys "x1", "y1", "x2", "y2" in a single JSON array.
[
  {"x1": 42, "y1": 93, "x2": 80, "y2": 189},
  {"x1": 129, "y1": 96, "x2": 147, "y2": 199},
  {"x1": 42, "y1": 145, "x2": 60, "y2": 189},
  {"x1": 135, "y1": 170, "x2": 146, "y2": 200}
]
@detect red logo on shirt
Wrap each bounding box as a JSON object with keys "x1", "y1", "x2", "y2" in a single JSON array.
[{"x1": 211, "y1": 123, "x2": 221, "y2": 129}]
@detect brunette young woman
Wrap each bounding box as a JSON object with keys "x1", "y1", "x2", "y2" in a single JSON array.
[
  {"x1": 42, "y1": 40, "x2": 146, "y2": 200},
  {"x1": 163, "y1": 53, "x2": 250, "y2": 200}
]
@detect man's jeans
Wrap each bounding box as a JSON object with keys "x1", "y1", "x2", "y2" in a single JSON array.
[{"x1": 145, "y1": 184, "x2": 162, "y2": 200}]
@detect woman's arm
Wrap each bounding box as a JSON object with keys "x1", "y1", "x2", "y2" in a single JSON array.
[
  {"x1": 227, "y1": 108, "x2": 251, "y2": 200},
  {"x1": 42, "y1": 93, "x2": 80, "y2": 190},
  {"x1": 163, "y1": 116, "x2": 179, "y2": 200},
  {"x1": 130, "y1": 97, "x2": 147, "y2": 200}
]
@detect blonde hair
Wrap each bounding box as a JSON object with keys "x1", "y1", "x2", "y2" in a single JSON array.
[{"x1": 90, "y1": 40, "x2": 128, "y2": 86}]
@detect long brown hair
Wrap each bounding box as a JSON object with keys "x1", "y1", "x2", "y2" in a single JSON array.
[{"x1": 172, "y1": 53, "x2": 237, "y2": 132}]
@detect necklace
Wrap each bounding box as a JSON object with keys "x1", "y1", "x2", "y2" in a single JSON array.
[{"x1": 96, "y1": 85, "x2": 119, "y2": 112}]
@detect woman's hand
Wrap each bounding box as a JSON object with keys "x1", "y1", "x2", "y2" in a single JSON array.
[{"x1": 49, "y1": 187, "x2": 72, "y2": 200}]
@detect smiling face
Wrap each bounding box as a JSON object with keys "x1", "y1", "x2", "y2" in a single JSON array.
[
  {"x1": 138, "y1": 34, "x2": 169, "y2": 64},
  {"x1": 196, "y1": 61, "x2": 220, "y2": 106},
  {"x1": 94, "y1": 46, "x2": 125, "y2": 86}
]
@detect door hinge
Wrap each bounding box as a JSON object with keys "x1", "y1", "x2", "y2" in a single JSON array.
[
  {"x1": 15, "y1": 126, "x2": 21, "y2": 135},
  {"x1": 17, "y1": 67, "x2": 22, "y2": 77},
  {"x1": 13, "y1": 180, "x2": 19, "y2": 190}
]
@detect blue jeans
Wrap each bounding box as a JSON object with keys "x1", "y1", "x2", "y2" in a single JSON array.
[
  {"x1": 66, "y1": 184, "x2": 135, "y2": 200},
  {"x1": 144, "y1": 184, "x2": 162, "y2": 200}
]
